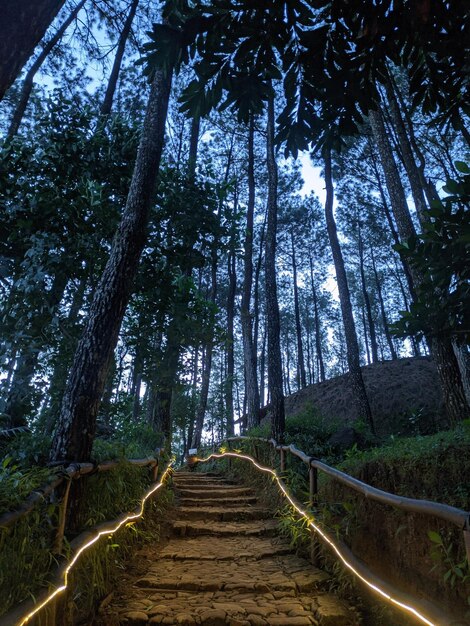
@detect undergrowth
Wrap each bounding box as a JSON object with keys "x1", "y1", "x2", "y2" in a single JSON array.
[
  {"x1": 202, "y1": 419, "x2": 470, "y2": 624},
  {"x1": 337, "y1": 421, "x2": 470, "y2": 507},
  {"x1": 0, "y1": 456, "x2": 54, "y2": 510},
  {"x1": 0, "y1": 462, "x2": 173, "y2": 621},
  {"x1": 248, "y1": 403, "x2": 342, "y2": 460}
]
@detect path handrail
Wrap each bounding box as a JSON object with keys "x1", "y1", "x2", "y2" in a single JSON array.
[
  {"x1": 224, "y1": 436, "x2": 470, "y2": 558},
  {"x1": 0, "y1": 459, "x2": 173, "y2": 626},
  {"x1": 0, "y1": 455, "x2": 161, "y2": 530},
  {"x1": 195, "y1": 450, "x2": 459, "y2": 626}
]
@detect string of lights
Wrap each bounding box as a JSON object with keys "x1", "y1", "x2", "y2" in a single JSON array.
[
  {"x1": 18, "y1": 463, "x2": 173, "y2": 626},
  {"x1": 196, "y1": 451, "x2": 442, "y2": 626}
]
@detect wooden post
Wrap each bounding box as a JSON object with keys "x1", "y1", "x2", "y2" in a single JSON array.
[
  {"x1": 464, "y1": 518, "x2": 470, "y2": 565},
  {"x1": 309, "y1": 463, "x2": 318, "y2": 508},
  {"x1": 53, "y1": 478, "x2": 72, "y2": 555},
  {"x1": 152, "y1": 460, "x2": 159, "y2": 483}
]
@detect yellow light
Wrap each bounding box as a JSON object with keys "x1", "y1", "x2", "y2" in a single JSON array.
[
  {"x1": 196, "y1": 452, "x2": 437, "y2": 626},
  {"x1": 18, "y1": 463, "x2": 173, "y2": 626}
]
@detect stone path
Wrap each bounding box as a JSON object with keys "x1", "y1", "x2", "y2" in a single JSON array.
[{"x1": 100, "y1": 472, "x2": 360, "y2": 626}]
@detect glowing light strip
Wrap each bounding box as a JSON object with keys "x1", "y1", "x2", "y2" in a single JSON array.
[
  {"x1": 197, "y1": 452, "x2": 437, "y2": 626},
  {"x1": 18, "y1": 463, "x2": 173, "y2": 626}
]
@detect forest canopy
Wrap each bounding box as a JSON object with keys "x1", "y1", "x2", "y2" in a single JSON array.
[{"x1": 0, "y1": 0, "x2": 469, "y2": 465}]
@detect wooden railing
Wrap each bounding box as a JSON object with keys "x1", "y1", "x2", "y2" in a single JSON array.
[
  {"x1": 0, "y1": 452, "x2": 165, "y2": 626},
  {"x1": 196, "y1": 436, "x2": 470, "y2": 625},
  {"x1": 224, "y1": 436, "x2": 470, "y2": 556},
  {"x1": 0, "y1": 455, "x2": 161, "y2": 553}
]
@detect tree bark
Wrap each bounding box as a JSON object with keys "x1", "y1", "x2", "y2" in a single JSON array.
[
  {"x1": 253, "y1": 211, "x2": 266, "y2": 360},
  {"x1": 384, "y1": 78, "x2": 429, "y2": 227},
  {"x1": 309, "y1": 255, "x2": 325, "y2": 382},
  {"x1": 358, "y1": 225, "x2": 378, "y2": 363},
  {"x1": 259, "y1": 328, "x2": 266, "y2": 408},
  {"x1": 265, "y1": 95, "x2": 285, "y2": 442},
  {"x1": 153, "y1": 327, "x2": 180, "y2": 447},
  {"x1": 361, "y1": 305, "x2": 371, "y2": 365},
  {"x1": 291, "y1": 229, "x2": 307, "y2": 388},
  {"x1": 100, "y1": 0, "x2": 139, "y2": 117},
  {"x1": 324, "y1": 146, "x2": 374, "y2": 432},
  {"x1": 191, "y1": 135, "x2": 234, "y2": 447},
  {"x1": 7, "y1": 0, "x2": 87, "y2": 139},
  {"x1": 0, "y1": 0, "x2": 68, "y2": 101},
  {"x1": 50, "y1": 65, "x2": 173, "y2": 463},
  {"x1": 369, "y1": 106, "x2": 470, "y2": 424},
  {"x1": 371, "y1": 246, "x2": 397, "y2": 360},
  {"x1": 387, "y1": 70, "x2": 441, "y2": 208},
  {"x1": 225, "y1": 210, "x2": 237, "y2": 437},
  {"x1": 241, "y1": 117, "x2": 260, "y2": 429}
]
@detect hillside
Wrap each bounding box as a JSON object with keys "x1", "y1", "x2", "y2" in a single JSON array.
[{"x1": 284, "y1": 357, "x2": 445, "y2": 433}]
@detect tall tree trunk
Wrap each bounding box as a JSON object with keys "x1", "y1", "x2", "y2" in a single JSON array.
[
  {"x1": 387, "y1": 70, "x2": 441, "y2": 207},
  {"x1": 131, "y1": 343, "x2": 143, "y2": 422},
  {"x1": 100, "y1": 0, "x2": 139, "y2": 117},
  {"x1": 309, "y1": 255, "x2": 325, "y2": 382},
  {"x1": 153, "y1": 328, "x2": 180, "y2": 447},
  {"x1": 50, "y1": 64, "x2": 173, "y2": 462},
  {"x1": 259, "y1": 328, "x2": 266, "y2": 408},
  {"x1": 361, "y1": 305, "x2": 371, "y2": 365},
  {"x1": 253, "y1": 210, "x2": 266, "y2": 357},
  {"x1": 0, "y1": 0, "x2": 68, "y2": 100},
  {"x1": 358, "y1": 225, "x2": 378, "y2": 363},
  {"x1": 191, "y1": 326, "x2": 214, "y2": 448},
  {"x1": 225, "y1": 215, "x2": 236, "y2": 437},
  {"x1": 241, "y1": 117, "x2": 260, "y2": 428},
  {"x1": 284, "y1": 344, "x2": 292, "y2": 397},
  {"x1": 7, "y1": 0, "x2": 87, "y2": 139},
  {"x1": 305, "y1": 310, "x2": 313, "y2": 384},
  {"x1": 453, "y1": 343, "x2": 470, "y2": 405},
  {"x1": 291, "y1": 229, "x2": 307, "y2": 388},
  {"x1": 191, "y1": 253, "x2": 218, "y2": 449},
  {"x1": 191, "y1": 134, "x2": 235, "y2": 447},
  {"x1": 371, "y1": 246, "x2": 397, "y2": 360},
  {"x1": 42, "y1": 273, "x2": 89, "y2": 432},
  {"x1": 265, "y1": 95, "x2": 285, "y2": 442},
  {"x1": 369, "y1": 143, "x2": 416, "y2": 298},
  {"x1": 369, "y1": 106, "x2": 470, "y2": 424},
  {"x1": 383, "y1": 78, "x2": 428, "y2": 227},
  {"x1": 324, "y1": 146, "x2": 374, "y2": 432}
]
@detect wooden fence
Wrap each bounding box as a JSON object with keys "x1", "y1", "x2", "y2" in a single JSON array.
[{"x1": 0, "y1": 453, "x2": 164, "y2": 626}]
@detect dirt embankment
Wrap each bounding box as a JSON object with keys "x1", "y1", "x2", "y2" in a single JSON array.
[{"x1": 285, "y1": 356, "x2": 444, "y2": 429}]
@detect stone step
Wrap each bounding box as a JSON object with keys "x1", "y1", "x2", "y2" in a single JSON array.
[
  {"x1": 179, "y1": 496, "x2": 258, "y2": 507},
  {"x1": 120, "y1": 589, "x2": 356, "y2": 625},
  {"x1": 174, "y1": 484, "x2": 237, "y2": 493},
  {"x1": 100, "y1": 471, "x2": 361, "y2": 626},
  {"x1": 135, "y1": 555, "x2": 331, "y2": 595},
  {"x1": 173, "y1": 470, "x2": 223, "y2": 478},
  {"x1": 176, "y1": 487, "x2": 255, "y2": 499},
  {"x1": 174, "y1": 480, "x2": 239, "y2": 491},
  {"x1": 172, "y1": 519, "x2": 279, "y2": 538},
  {"x1": 158, "y1": 535, "x2": 292, "y2": 561},
  {"x1": 176, "y1": 506, "x2": 271, "y2": 522}
]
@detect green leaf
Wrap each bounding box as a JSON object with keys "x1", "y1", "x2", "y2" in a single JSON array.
[
  {"x1": 427, "y1": 530, "x2": 443, "y2": 545},
  {"x1": 454, "y1": 161, "x2": 470, "y2": 174}
]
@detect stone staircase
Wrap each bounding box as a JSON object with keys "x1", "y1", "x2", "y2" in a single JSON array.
[{"x1": 103, "y1": 471, "x2": 360, "y2": 626}]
